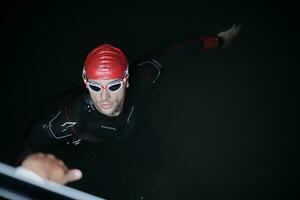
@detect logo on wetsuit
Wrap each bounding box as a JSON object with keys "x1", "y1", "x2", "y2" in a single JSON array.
[
  {"x1": 100, "y1": 125, "x2": 117, "y2": 131},
  {"x1": 61, "y1": 122, "x2": 77, "y2": 132}
]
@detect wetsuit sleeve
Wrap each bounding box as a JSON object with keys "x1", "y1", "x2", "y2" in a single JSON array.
[
  {"x1": 11, "y1": 95, "x2": 77, "y2": 166},
  {"x1": 130, "y1": 36, "x2": 225, "y2": 89}
]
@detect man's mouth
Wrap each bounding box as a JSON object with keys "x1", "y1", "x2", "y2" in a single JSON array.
[{"x1": 100, "y1": 103, "x2": 113, "y2": 109}]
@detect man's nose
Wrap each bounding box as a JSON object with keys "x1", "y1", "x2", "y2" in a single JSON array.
[{"x1": 100, "y1": 89, "x2": 110, "y2": 101}]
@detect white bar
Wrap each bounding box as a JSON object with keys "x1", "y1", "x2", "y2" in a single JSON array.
[{"x1": 0, "y1": 162, "x2": 105, "y2": 200}]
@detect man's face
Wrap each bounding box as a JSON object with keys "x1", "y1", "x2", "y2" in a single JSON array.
[{"x1": 86, "y1": 78, "x2": 128, "y2": 116}]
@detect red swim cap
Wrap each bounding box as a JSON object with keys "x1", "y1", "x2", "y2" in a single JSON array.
[{"x1": 83, "y1": 44, "x2": 128, "y2": 80}]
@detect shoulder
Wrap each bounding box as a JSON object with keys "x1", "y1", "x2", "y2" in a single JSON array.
[{"x1": 34, "y1": 87, "x2": 87, "y2": 119}]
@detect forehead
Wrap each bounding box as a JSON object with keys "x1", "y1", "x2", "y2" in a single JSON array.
[{"x1": 88, "y1": 78, "x2": 121, "y2": 85}]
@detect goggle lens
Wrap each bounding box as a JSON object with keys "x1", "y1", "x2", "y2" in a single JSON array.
[
  {"x1": 108, "y1": 83, "x2": 122, "y2": 91},
  {"x1": 89, "y1": 84, "x2": 101, "y2": 92}
]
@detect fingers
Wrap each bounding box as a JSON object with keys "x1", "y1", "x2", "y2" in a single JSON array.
[
  {"x1": 44, "y1": 154, "x2": 82, "y2": 184},
  {"x1": 217, "y1": 22, "x2": 243, "y2": 37},
  {"x1": 229, "y1": 24, "x2": 236, "y2": 32},
  {"x1": 226, "y1": 24, "x2": 238, "y2": 35},
  {"x1": 62, "y1": 169, "x2": 82, "y2": 184},
  {"x1": 237, "y1": 23, "x2": 243, "y2": 29},
  {"x1": 231, "y1": 23, "x2": 243, "y2": 34},
  {"x1": 45, "y1": 154, "x2": 69, "y2": 173},
  {"x1": 45, "y1": 153, "x2": 56, "y2": 159}
]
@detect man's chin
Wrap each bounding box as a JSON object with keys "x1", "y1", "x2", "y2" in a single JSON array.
[{"x1": 99, "y1": 108, "x2": 114, "y2": 116}]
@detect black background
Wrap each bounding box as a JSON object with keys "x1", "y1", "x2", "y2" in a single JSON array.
[{"x1": 0, "y1": 0, "x2": 298, "y2": 199}]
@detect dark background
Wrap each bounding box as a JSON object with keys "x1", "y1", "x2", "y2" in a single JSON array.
[{"x1": 0, "y1": 0, "x2": 298, "y2": 199}]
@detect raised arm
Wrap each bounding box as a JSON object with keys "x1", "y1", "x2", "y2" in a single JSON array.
[
  {"x1": 130, "y1": 23, "x2": 242, "y2": 91},
  {"x1": 154, "y1": 23, "x2": 242, "y2": 65}
]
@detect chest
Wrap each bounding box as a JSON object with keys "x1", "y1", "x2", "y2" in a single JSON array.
[{"x1": 76, "y1": 105, "x2": 137, "y2": 141}]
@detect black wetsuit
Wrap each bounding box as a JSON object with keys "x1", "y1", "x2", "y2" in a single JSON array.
[{"x1": 13, "y1": 36, "x2": 225, "y2": 165}]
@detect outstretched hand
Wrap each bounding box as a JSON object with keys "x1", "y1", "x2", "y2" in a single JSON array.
[
  {"x1": 217, "y1": 23, "x2": 242, "y2": 48},
  {"x1": 21, "y1": 153, "x2": 82, "y2": 185}
]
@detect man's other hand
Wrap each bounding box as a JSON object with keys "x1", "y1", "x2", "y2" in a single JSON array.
[{"x1": 217, "y1": 23, "x2": 242, "y2": 48}]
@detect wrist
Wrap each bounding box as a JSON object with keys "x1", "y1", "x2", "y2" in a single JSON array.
[{"x1": 201, "y1": 36, "x2": 221, "y2": 50}]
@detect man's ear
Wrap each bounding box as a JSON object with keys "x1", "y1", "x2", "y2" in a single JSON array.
[
  {"x1": 82, "y1": 68, "x2": 87, "y2": 85},
  {"x1": 123, "y1": 77, "x2": 129, "y2": 88},
  {"x1": 125, "y1": 77, "x2": 129, "y2": 88},
  {"x1": 83, "y1": 78, "x2": 88, "y2": 89}
]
